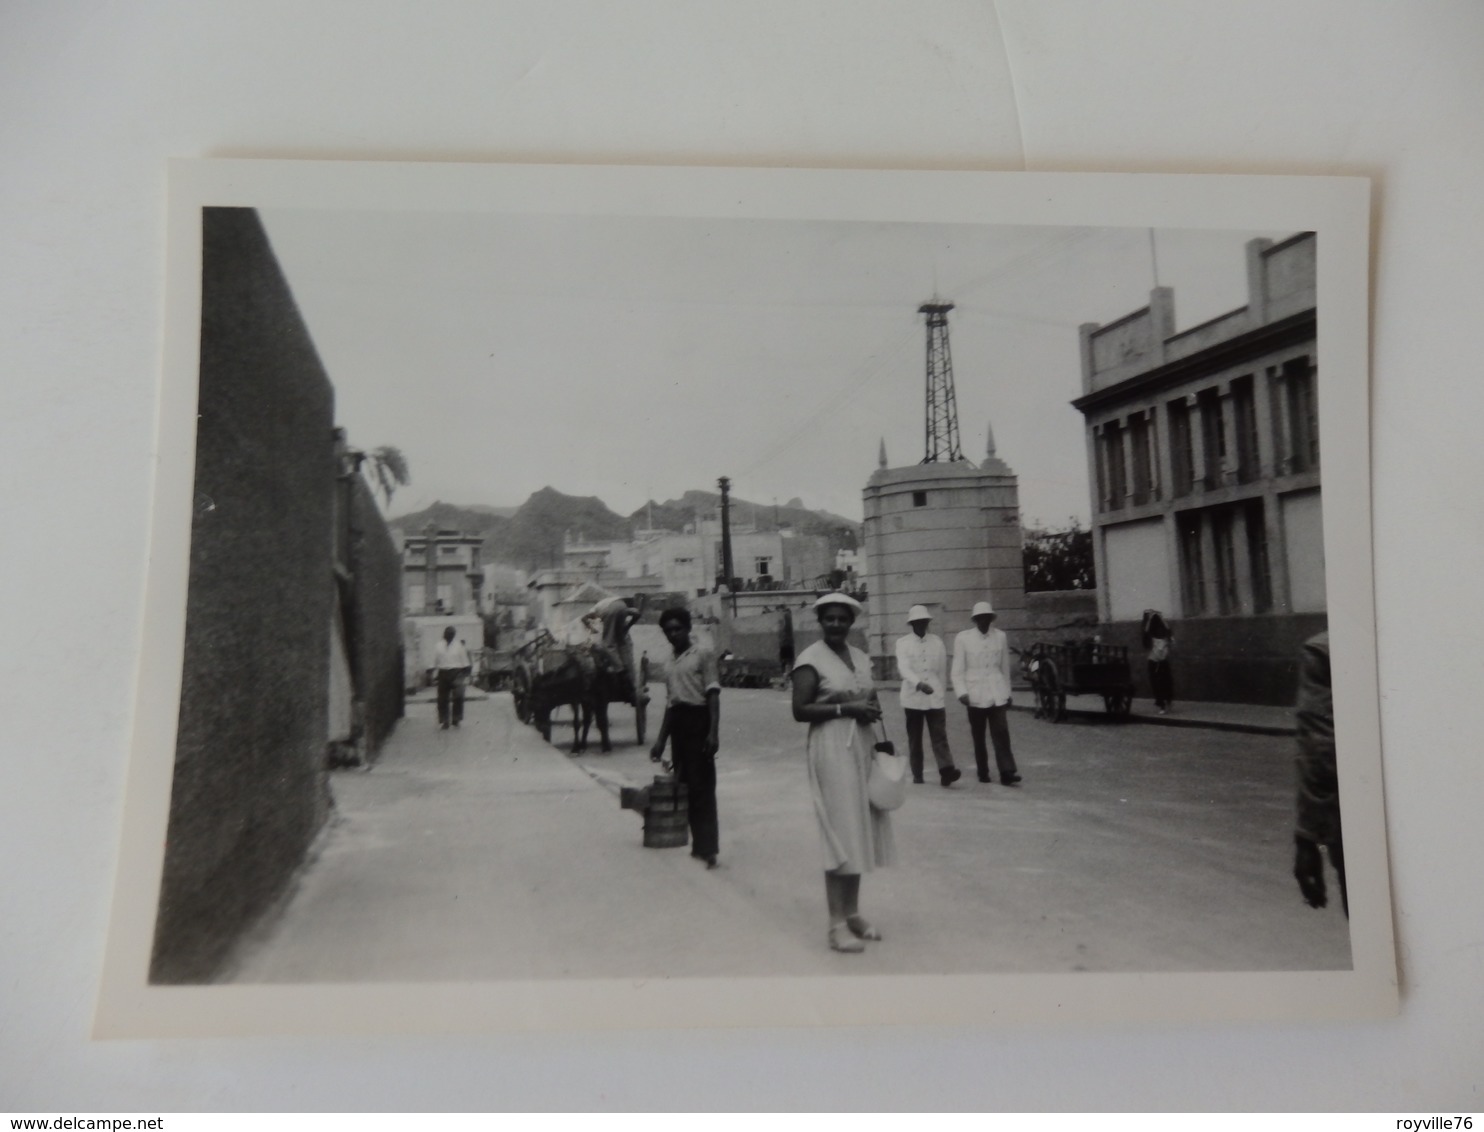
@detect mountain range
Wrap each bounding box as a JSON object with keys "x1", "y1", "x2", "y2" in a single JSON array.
[{"x1": 388, "y1": 486, "x2": 860, "y2": 573}]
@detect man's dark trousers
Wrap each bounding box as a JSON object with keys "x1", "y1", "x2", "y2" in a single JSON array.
[
  {"x1": 903, "y1": 707, "x2": 955, "y2": 781},
  {"x1": 436, "y1": 670, "x2": 466, "y2": 727},
  {"x1": 668, "y1": 703, "x2": 718, "y2": 858},
  {"x1": 966, "y1": 704, "x2": 1018, "y2": 782}
]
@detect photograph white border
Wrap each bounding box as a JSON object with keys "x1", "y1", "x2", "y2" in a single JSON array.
[{"x1": 95, "y1": 159, "x2": 1392, "y2": 1038}]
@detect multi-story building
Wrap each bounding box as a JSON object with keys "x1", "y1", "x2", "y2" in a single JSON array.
[
  {"x1": 1072, "y1": 232, "x2": 1324, "y2": 703},
  {"x1": 400, "y1": 524, "x2": 485, "y2": 616},
  {"x1": 560, "y1": 524, "x2": 834, "y2": 597}
]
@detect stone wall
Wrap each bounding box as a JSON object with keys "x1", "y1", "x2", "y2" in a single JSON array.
[
  {"x1": 150, "y1": 208, "x2": 337, "y2": 983},
  {"x1": 863, "y1": 458, "x2": 1027, "y2": 678},
  {"x1": 1099, "y1": 612, "x2": 1328, "y2": 706},
  {"x1": 349, "y1": 474, "x2": 405, "y2": 754}
]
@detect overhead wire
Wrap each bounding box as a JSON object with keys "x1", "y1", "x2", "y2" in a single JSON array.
[{"x1": 728, "y1": 319, "x2": 920, "y2": 486}]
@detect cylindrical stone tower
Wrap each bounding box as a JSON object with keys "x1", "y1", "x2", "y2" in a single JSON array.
[{"x1": 861, "y1": 426, "x2": 1026, "y2": 679}]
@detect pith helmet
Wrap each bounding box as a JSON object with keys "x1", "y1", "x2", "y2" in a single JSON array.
[
  {"x1": 906, "y1": 604, "x2": 932, "y2": 623},
  {"x1": 971, "y1": 600, "x2": 996, "y2": 618}
]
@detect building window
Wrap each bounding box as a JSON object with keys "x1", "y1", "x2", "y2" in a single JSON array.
[
  {"x1": 408, "y1": 584, "x2": 424, "y2": 612},
  {"x1": 440, "y1": 545, "x2": 458, "y2": 556},
  {"x1": 1129, "y1": 411, "x2": 1157, "y2": 506},
  {"x1": 754, "y1": 557, "x2": 772, "y2": 578},
  {"x1": 912, "y1": 491, "x2": 928, "y2": 507},
  {"x1": 1244, "y1": 499, "x2": 1273, "y2": 613},
  {"x1": 1178, "y1": 513, "x2": 1205, "y2": 615},
  {"x1": 1232, "y1": 375, "x2": 1260, "y2": 484},
  {"x1": 1168, "y1": 398, "x2": 1194, "y2": 497},
  {"x1": 1198, "y1": 388, "x2": 1226, "y2": 488},
  {"x1": 1211, "y1": 508, "x2": 1239, "y2": 615},
  {"x1": 1283, "y1": 357, "x2": 1320, "y2": 473},
  {"x1": 1100, "y1": 420, "x2": 1127, "y2": 510}
]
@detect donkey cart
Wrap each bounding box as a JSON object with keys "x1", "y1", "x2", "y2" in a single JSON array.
[
  {"x1": 511, "y1": 633, "x2": 647, "y2": 752},
  {"x1": 1023, "y1": 641, "x2": 1136, "y2": 723}
]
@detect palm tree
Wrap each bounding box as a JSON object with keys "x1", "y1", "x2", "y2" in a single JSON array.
[{"x1": 367, "y1": 445, "x2": 411, "y2": 507}]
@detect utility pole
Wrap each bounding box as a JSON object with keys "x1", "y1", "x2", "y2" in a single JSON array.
[
  {"x1": 718, "y1": 475, "x2": 736, "y2": 616},
  {"x1": 423, "y1": 519, "x2": 439, "y2": 614},
  {"x1": 920, "y1": 300, "x2": 964, "y2": 463}
]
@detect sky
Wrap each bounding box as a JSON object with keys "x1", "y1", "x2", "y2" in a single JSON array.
[{"x1": 260, "y1": 209, "x2": 1287, "y2": 528}]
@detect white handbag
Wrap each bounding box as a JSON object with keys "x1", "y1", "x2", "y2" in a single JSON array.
[{"x1": 867, "y1": 723, "x2": 909, "y2": 812}]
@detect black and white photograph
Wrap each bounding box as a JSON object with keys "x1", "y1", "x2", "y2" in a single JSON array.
[{"x1": 95, "y1": 160, "x2": 1389, "y2": 1036}]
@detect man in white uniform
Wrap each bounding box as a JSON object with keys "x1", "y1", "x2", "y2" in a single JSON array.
[
  {"x1": 894, "y1": 605, "x2": 962, "y2": 787},
  {"x1": 951, "y1": 600, "x2": 1022, "y2": 787}
]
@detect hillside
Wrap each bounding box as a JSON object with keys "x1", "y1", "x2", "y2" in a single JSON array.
[
  {"x1": 390, "y1": 488, "x2": 631, "y2": 572},
  {"x1": 631, "y1": 490, "x2": 860, "y2": 549},
  {"x1": 390, "y1": 485, "x2": 861, "y2": 572}
]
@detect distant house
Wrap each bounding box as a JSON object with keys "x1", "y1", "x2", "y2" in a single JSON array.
[
  {"x1": 1071, "y1": 232, "x2": 1323, "y2": 704},
  {"x1": 480, "y1": 563, "x2": 530, "y2": 628},
  {"x1": 401, "y1": 524, "x2": 484, "y2": 615},
  {"x1": 560, "y1": 522, "x2": 834, "y2": 598}
]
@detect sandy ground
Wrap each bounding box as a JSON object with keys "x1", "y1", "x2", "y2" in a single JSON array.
[{"x1": 228, "y1": 686, "x2": 1351, "y2": 982}]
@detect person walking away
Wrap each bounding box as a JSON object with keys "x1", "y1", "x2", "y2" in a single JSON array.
[
  {"x1": 951, "y1": 600, "x2": 1022, "y2": 786},
  {"x1": 894, "y1": 605, "x2": 961, "y2": 787},
  {"x1": 1142, "y1": 609, "x2": 1175, "y2": 714},
  {"x1": 589, "y1": 594, "x2": 649, "y2": 707},
  {"x1": 791, "y1": 592, "x2": 896, "y2": 953},
  {"x1": 1293, "y1": 630, "x2": 1345, "y2": 915},
  {"x1": 648, "y1": 608, "x2": 722, "y2": 869},
  {"x1": 431, "y1": 625, "x2": 472, "y2": 730}
]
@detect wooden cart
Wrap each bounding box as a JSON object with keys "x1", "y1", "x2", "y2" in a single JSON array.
[{"x1": 1023, "y1": 640, "x2": 1135, "y2": 722}]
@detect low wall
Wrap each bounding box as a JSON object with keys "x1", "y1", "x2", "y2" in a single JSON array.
[
  {"x1": 872, "y1": 589, "x2": 1098, "y2": 683},
  {"x1": 1099, "y1": 613, "x2": 1328, "y2": 706},
  {"x1": 151, "y1": 208, "x2": 336, "y2": 983}
]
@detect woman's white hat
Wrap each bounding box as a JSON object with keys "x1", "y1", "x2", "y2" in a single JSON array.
[
  {"x1": 813, "y1": 591, "x2": 863, "y2": 613},
  {"x1": 971, "y1": 600, "x2": 996, "y2": 617},
  {"x1": 906, "y1": 604, "x2": 932, "y2": 623}
]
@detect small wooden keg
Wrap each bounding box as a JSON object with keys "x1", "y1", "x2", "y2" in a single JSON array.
[{"x1": 642, "y1": 774, "x2": 689, "y2": 849}]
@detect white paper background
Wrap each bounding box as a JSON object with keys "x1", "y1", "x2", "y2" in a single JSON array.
[{"x1": 2, "y1": 0, "x2": 1480, "y2": 1111}]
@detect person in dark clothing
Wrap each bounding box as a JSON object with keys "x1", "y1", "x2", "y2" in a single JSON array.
[
  {"x1": 648, "y1": 608, "x2": 722, "y2": 869},
  {"x1": 1141, "y1": 609, "x2": 1175, "y2": 714},
  {"x1": 1293, "y1": 630, "x2": 1345, "y2": 916}
]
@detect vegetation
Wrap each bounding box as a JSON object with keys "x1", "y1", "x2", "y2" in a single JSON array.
[
  {"x1": 1023, "y1": 521, "x2": 1096, "y2": 592},
  {"x1": 367, "y1": 445, "x2": 411, "y2": 507}
]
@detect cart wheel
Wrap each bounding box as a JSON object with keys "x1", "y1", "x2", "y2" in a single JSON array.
[{"x1": 634, "y1": 700, "x2": 647, "y2": 746}]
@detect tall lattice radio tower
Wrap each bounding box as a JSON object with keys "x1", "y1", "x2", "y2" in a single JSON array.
[{"x1": 919, "y1": 300, "x2": 963, "y2": 463}]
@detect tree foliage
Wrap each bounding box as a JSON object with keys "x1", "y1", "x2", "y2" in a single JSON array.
[
  {"x1": 1023, "y1": 521, "x2": 1095, "y2": 592},
  {"x1": 367, "y1": 445, "x2": 411, "y2": 507}
]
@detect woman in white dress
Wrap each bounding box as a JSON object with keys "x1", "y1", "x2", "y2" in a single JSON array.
[{"x1": 790, "y1": 592, "x2": 897, "y2": 953}]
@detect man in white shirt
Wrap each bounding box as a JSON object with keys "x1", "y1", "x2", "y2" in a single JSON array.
[
  {"x1": 430, "y1": 625, "x2": 473, "y2": 730},
  {"x1": 648, "y1": 607, "x2": 723, "y2": 868},
  {"x1": 894, "y1": 605, "x2": 962, "y2": 787},
  {"x1": 951, "y1": 600, "x2": 1023, "y2": 787}
]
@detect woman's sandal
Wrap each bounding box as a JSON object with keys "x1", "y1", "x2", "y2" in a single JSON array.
[
  {"x1": 828, "y1": 923, "x2": 866, "y2": 953},
  {"x1": 845, "y1": 915, "x2": 883, "y2": 941}
]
